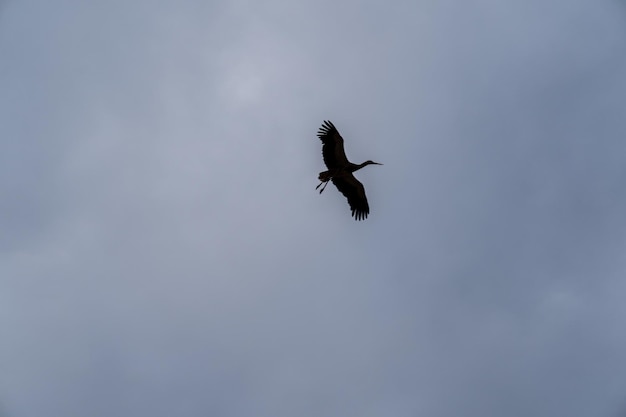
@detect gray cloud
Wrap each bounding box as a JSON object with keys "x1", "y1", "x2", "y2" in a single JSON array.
[{"x1": 1, "y1": 0, "x2": 625, "y2": 416}]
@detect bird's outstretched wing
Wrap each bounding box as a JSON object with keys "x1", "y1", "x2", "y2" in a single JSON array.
[
  {"x1": 317, "y1": 120, "x2": 349, "y2": 169},
  {"x1": 332, "y1": 173, "x2": 370, "y2": 221}
]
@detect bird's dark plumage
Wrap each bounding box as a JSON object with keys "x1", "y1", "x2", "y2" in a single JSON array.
[
  {"x1": 316, "y1": 120, "x2": 381, "y2": 221},
  {"x1": 331, "y1": 175, "x2": 370, "y2": 221},
  {"x1": 317, "y1": 120, "x2": 349, "y2": 169}
]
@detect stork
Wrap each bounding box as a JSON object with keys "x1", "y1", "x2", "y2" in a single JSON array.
[{"x1": 316, "y1": 120, "x2": 382, "y2": 221}]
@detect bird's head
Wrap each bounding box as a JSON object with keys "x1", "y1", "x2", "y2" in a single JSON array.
[{"x1": 365, "y1": 160, "x2": 383, "y2": 166}]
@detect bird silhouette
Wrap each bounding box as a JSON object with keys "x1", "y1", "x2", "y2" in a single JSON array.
[{"x1": 316, "y1": 120, "x2": 382, "y2": 220}]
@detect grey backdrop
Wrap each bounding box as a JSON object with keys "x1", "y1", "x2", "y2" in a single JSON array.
[{"x1": 1, "y1": 0, "x2": 626, "y2": 416}]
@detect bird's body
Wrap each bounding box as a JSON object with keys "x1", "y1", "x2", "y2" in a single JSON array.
[{"x1": 316, "y1": 120, "x2": 382, "y2": 221}]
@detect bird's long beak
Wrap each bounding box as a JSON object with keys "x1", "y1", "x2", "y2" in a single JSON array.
[{"x1": 373, "y1": 162, "x2": 383, "y2": 165}]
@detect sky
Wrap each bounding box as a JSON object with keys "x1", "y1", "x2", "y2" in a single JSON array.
[{"x1": 1, "y1": 0, "x2": 626, "y2": 416}]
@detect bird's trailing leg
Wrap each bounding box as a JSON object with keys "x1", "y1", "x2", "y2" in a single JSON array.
[
  {"x1": 316, "y1": 180, "x2": 330, "y2": 194},
  {"x1": 317, "y1": 170, "x2": 333, "y2": 193}
]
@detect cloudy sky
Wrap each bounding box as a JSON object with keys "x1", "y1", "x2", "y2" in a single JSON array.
[{"x1": 2, "y1": 0, "x2": 626, "y2": 416}]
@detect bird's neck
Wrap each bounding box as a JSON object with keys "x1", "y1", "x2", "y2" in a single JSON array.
[{"x1": 353, "y1": 161, "x2": 371, "y2": 171}]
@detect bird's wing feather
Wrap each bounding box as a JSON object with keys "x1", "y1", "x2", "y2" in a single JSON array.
[
  {"x1": 332, "y1": 174, "x2": 369, "y2": 221},
  {"x1": 317, "y1": 120, "x2": 349, "y2": 169}
]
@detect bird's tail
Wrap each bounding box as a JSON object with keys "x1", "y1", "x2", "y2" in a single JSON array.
[
  {"x1": 316, "y1": 171, "x2": 333, "y2": 194},
  {"x1": 318, "y1": 171, "x2": 332, "y2": 182}
]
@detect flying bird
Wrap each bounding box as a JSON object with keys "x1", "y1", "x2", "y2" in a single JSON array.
[{"x1": 316, "y1": 120, "x2": 382, "y2": 220}]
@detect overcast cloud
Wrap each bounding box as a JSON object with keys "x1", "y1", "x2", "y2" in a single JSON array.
[{"x1": 1, "y1": 0, "x2": 626, "y2": 416}]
